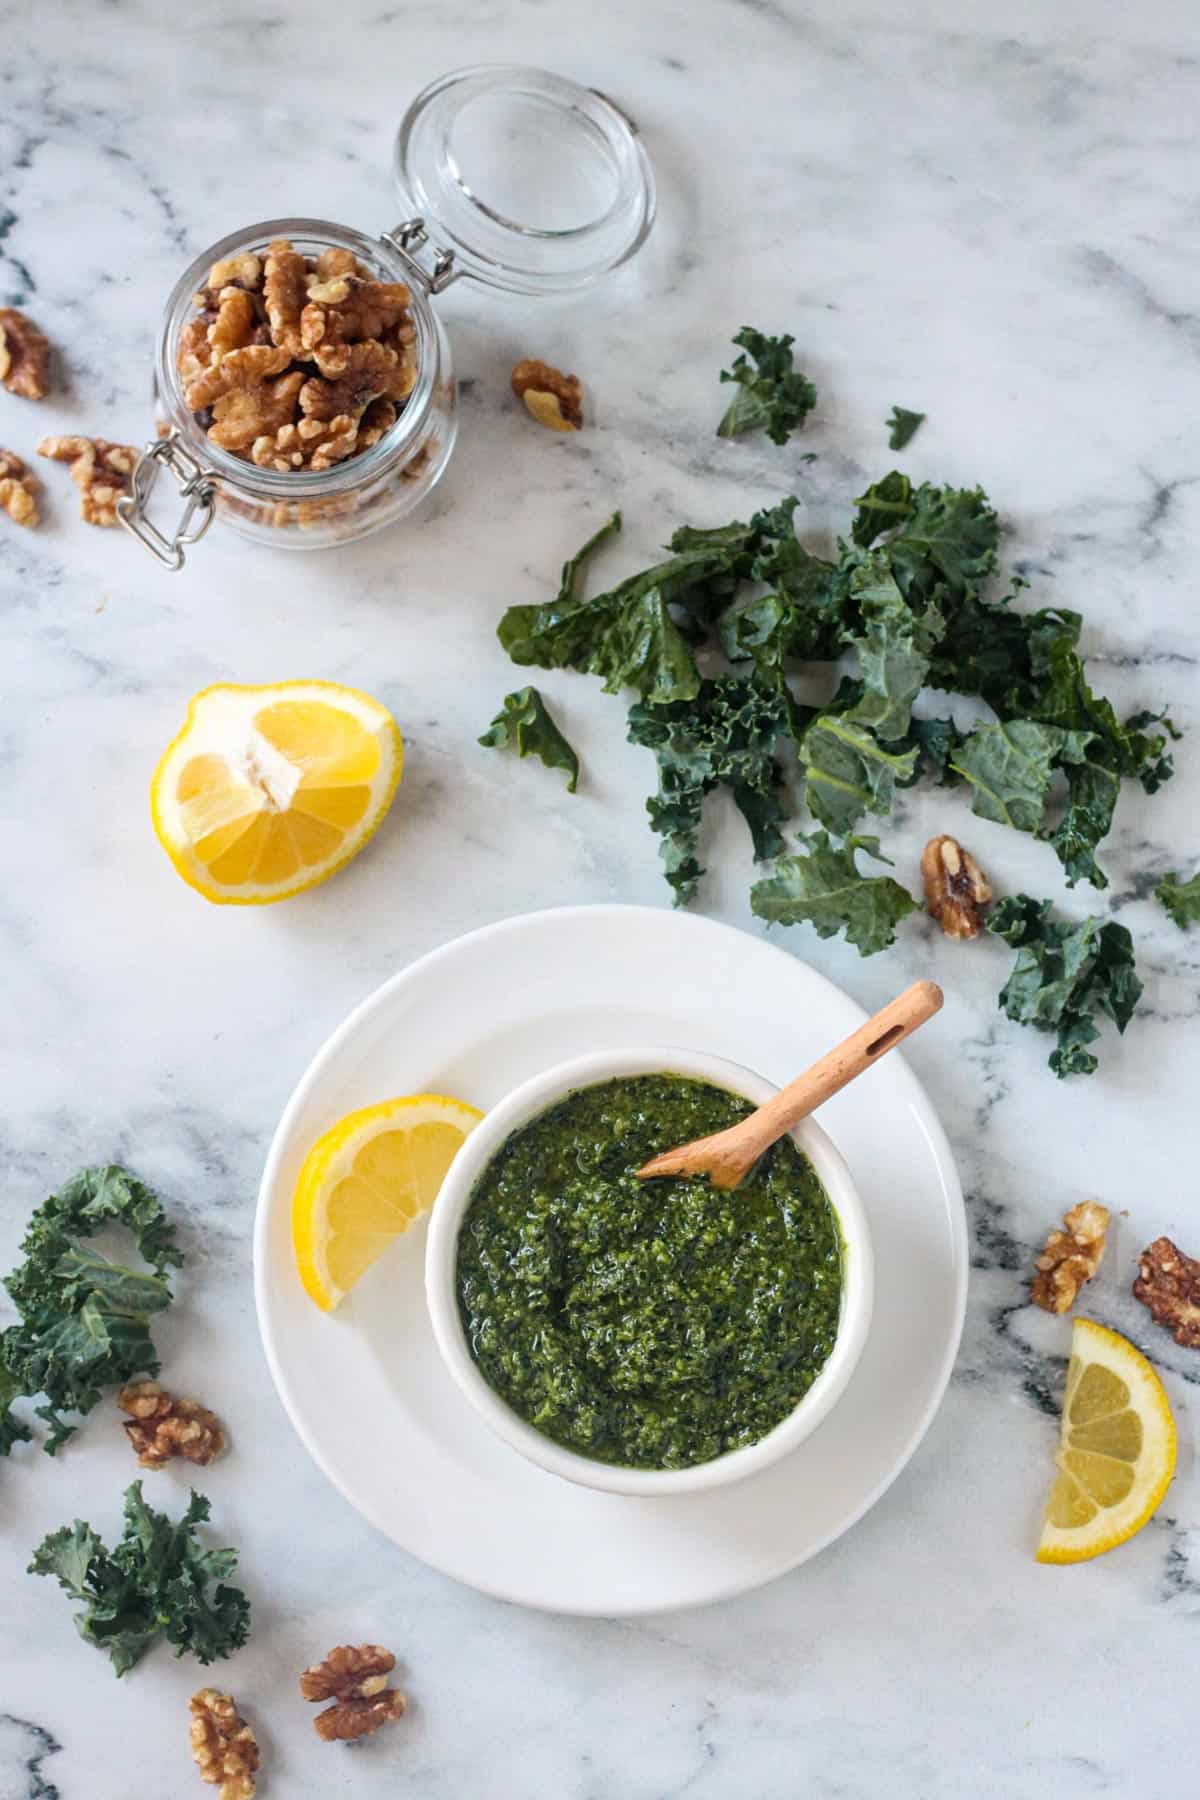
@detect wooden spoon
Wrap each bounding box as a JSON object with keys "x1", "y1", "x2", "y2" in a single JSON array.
[{"x1": 636, "y1": 979, "x2": 944, "y2": 1191}]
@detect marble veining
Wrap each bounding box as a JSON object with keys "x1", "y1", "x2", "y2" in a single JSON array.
[{"x1": 1, "y1": 0, "x2": 1199, "y2": 1795}]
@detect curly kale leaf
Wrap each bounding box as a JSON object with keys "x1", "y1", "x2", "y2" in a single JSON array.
[
  {"x1": 1045, "y1": 743, "x2": 1122, "y2": 889},
  {"x1": 988, "y1": 895, "x2": 1143, "y2": 1077},
  {"x1": 799, "y1": 714, "x2": 919, "y2": 836},
  {"x1": 949, "y1": 720, "x2": 1091, "y2": 833},
  {"x1": 884, "y1": 481, "x2": 1000, "y2": 604},
  {"x1": 842, "y1": 555, "x2": 945, "y2": 740},
  {"x1": 717, "y1": 328, "x2": 817, "y2": 445},
  {"x1": 851, "y1": 471, "x2": 915, "y2": 547},
  {"x1": 497, "y1": 512, "x2": 759, "y2": 704},
  {"x1": 0, "y1": 1363, "x2": 32, "y2": 1455},
  {"x1": 480, "y1": 686, "x2": 579, "y2": 792},
  {"x1": 1156, "y1": 870, "x2": 1200, "y2": 929},
  {"x1": 29, "y1": 1483, "x2": 250, "y2": 1678},
  {"x1": 1, "y1": 1167, "x2": 181, "y2": 1456},
  {"x1": 887, "y1": 406, "x2": 925, "y2": 450},
  {"x1": 751, "y1": 831, "x2": 918, "y2": 956},
  {"x1": 890, "y1": 715, "x2": 965, "y2": 787},
  {"x1": 627, "y1": 677, "x2": 790, "y2": 906},
  {"x1": 722, "y1": 498, "x2": 847, "y2": 673}
]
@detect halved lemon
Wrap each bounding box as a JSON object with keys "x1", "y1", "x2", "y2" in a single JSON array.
[
  {"x1": 292, "y1": 1094, "x2": 482, "y2": 1311},
  {"x1": 1037, "y1": 1318, "x2": 1176, "y2": 1563},
  {"x1": 151, "y1": 681, "x2": 402, "y2": 904}
]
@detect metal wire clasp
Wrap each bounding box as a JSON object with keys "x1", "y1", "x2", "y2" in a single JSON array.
[
  {"x1": 380, "y1": 219, "x2": 460, "y2": 294},
  {"x1": 117, "y1": 432, "x2": 217, "y2": 571}
]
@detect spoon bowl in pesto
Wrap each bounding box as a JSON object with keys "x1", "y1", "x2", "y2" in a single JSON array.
[{"x1": 426, "y1": 1046, "x2": 873, "y2": 1497}]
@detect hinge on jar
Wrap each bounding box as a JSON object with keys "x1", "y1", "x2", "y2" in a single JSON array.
[
  {"x1": 117, "y1": 432, "x2": 217, "y2": 571},
  {"x1": 381, "y1": 220, "x2": 460, "y2": 295}
]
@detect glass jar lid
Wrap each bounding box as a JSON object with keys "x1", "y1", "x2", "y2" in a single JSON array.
[{"x1": 394, "y1": 65, "x2": 656, "y2": 295}]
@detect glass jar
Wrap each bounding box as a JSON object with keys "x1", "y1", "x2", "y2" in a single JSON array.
[{"x1": 120, "y1": 65, "x2": 656, "y2": 569}]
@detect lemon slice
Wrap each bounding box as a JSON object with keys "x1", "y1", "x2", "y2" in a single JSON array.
[
  {"x1": 151, "y1": 681, "x2": 403, "y2": 904},
  {"x1": 292, "y1": 1095, "x2": 482, "y2": 1311},
  {"x1": 1037, "y1": 1318, "x2": 1176, "y2": 1563}
]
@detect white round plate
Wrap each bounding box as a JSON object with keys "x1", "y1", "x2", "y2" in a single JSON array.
[{"x1": 255, "y1": 905, "x2": 966, "y2": 1616}]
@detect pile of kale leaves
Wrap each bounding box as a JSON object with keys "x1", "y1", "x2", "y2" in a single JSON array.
[{"x1": 494, "y1": 469, "x2": 1181, "y2": 1077}]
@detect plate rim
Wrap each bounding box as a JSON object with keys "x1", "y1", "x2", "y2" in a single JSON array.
[{"x1": 254, "y1": 902, "x2": 968, "y2": 1615}]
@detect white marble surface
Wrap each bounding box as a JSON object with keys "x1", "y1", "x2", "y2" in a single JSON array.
[{"x1": 2, "y1": 0, "x2": 1199, "y2": 1793}]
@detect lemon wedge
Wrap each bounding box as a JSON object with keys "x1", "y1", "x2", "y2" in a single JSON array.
[
  {"x1": 1037, "y1": 1317, "x2": 1176, "y2": 1563},
  {"x1": 292, "y1": 1095, "x2": 482, "y2": 1312},
  {"x1": 151, "y1": 681, "x2": 402, "y2": 904}
]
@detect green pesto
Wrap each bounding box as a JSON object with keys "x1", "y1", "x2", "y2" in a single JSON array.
[{"x1": 455, "y1": 1074, "x2": 843, "y2": 1470}]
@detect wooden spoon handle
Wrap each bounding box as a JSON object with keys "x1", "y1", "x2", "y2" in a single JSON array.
[{"x1": 727, "y1": 979, "x2": 944, "y2": 1163}]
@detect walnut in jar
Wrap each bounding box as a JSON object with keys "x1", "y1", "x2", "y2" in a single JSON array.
[{"x1": 177, "y1": 239, "x2": 417, "y2": 473}]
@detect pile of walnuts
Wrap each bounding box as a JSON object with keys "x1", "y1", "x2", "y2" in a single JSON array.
[{"x1": 178, "y1": 240, "x2": 417, "y2": 474}]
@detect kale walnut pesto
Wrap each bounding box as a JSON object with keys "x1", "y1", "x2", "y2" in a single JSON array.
[{"x1": 455, "y1": 1074, "x2": 843, "y2": 1470}]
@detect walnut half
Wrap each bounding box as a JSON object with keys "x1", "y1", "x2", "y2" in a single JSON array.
[
  {"x1": 300, "y1": 1644, "x2": 406, "y2": 1742},
  {"x1": 0, "y1": 449, "x2": 39, "y2": 527},
  {"x1": 511, "y1": 357, "x2": 583, "y2": 431},
  {"x1": 0, "y1": 307, "x2": 51, "y2": 398},
  {"x1": 119, "y1": 1380, "x2": 225, "y2": 1469},
  {"x1": 37, "y1": 435, "x2": 138, "y2": 527},
  {"x1": 921, "y1": 833, "x2": 992, "y2": 938},
  {"x1": 1031, "y1": 1201, "x2": 1110, "y2": 1314},
  {"x1": 1133, "y1": 1237, "x2": 1200, "y2": 1348},
  {"x1": 190, "y1": 1689, "x2": 259, "y2": 1800}
]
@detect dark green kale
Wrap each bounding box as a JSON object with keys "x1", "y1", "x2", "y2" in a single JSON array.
[
  {"x1": 480, "y1": 686, "x2": 580, "y2": 792},
  {"x1": 717, "y1": 328, "x2": 817, "y2": 445},
  {"x1": 891, "y1": 715, "x2": 965, "y2": 787},
  {"x1": 751, "y1": 831, "x2": 919, "y2": 956},
  {"x1": 0, "y1": 1364, "x2": 32, "y2": 1455},
  {"x1": 850, "y1": 471, "x2": 916, "y2": 547},
  {"x1": 882, "y1": 481, "x2": 1000, "y2": 604},
  {"x1": 627, "y1": 677, "x2": 790, "y2": 906},
  {"x1": 29, "y1": 1483, "x2": 250, "y2": 1677},
  {"x1": 1156, "y1": 870, "x2": 1200, "y2": 929},
  {"x1": 497, "y1": 511, "x2": 759, "y2": 704},
  {"x1": 887, "y1": 406, "x2": 926, "y2": 450},
  {"x1": 494, "y1": 465, "x2": 1179, "y2": 953},
  {"x1": 799, "y1": 714, "x2": 918, "y2": 835},
  {"x1": 1, "y1": 1167, "x2": 182, "y2": 1455},
  {"x1": 987, "y1": 895, "x2": 1143, "y2": 1077},
  {"x1": 841, "y1": 555, "x2": 944, "y2": 739},
  {"x1": 950, "y1": 719, "x2": 1092, "y2": 833},
  {"x1": 722, "y1": 498, "x2": 847, "y2": 672}
]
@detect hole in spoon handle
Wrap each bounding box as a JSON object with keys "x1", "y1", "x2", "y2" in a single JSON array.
[{"x1": 864, "y1": 1023, "x2": 905, "y2": 1057}]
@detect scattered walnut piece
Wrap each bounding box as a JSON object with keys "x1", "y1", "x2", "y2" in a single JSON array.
[
  {"x1": 511, "y1": 357, "x2": 583, "y2": 431},
  {"x1": 190, "y1": 1689, "x2": 259, "y2": 1800},
  {"x1": 301, "y1": 1644, "x2": 406, "y2": 1743},
  {"x1": 921, "y1": 834, "x2": 992, "y2": 939},
  {"x1": 1133, "y1": 1237, "x2": 1200, "y2": 1348},
  {"x1": 119, "y1": 1379, "x2": 226, "y2": 1469},
  {"x1": 0, "y1": 307, "x2": 51, "y2": 399},
  {"x1": 1031, "y1": 1201, "x2": 1110, "y2": 1314},
  {"x1": 0, "y1": 449, "x2": 39, "y2": 527},
  {"x1": 37, "y1": 434, "x2": 137, "y2": 527}
]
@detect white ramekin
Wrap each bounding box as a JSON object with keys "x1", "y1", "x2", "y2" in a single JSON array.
[{"x1": 425, "y1": 1047, "x2": 874, "y2": 1497}]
